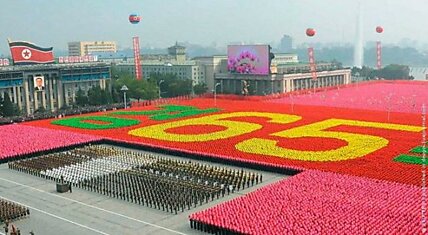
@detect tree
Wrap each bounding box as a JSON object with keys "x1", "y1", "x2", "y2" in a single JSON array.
[
  {"x1": 377, "y1": 64, "x2": 410, "y2": 80},
  {"x1": 1, "y1": 93, "x2": 16, "y2": 117},
  {"x1": 75, "y1": 89, "x2": 89, "y2": 106},
  {"x1": 352, "y1": 64, "x2": 412, "y2": 80},
  {"x1": 113, "y1": 77, "x2": 158, "y2": 101},
  {"x1": 148, "y1": 73, "x2": 192, "y2": 98},
  {"x1": 193, "y1": 83, "x2": 208, "y2": 95},
  {"x1": 87, "y1": 86, "x2": 102, "y2": 105},
  {"x1": 87, "y1": 86, "x2": 113, "y2": 105},
  {"x1": 100, "y1": 89, "x2": 113, "y2": 104},
  {"x1": 111, "y1": 67, "x2": 193, "y2": 100},
  {"x1": 35, "y1": 107, "x2": 46, "y2": 113}
]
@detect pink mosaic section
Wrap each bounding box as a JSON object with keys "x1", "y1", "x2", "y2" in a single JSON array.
[
  {"x1": 0, "y1": 124, "x2": 101, "y2": 160},
  {"x1": 190, "y1": 170, "x2": 421, "y2": 235},
  {"x1": 270, "y1": 81, "x2": 428, "y2": 114}
]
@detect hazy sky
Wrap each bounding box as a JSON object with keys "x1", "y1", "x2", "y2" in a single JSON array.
[{"x1": 0, "y1": 0, "x2": 427, "y2": 55}]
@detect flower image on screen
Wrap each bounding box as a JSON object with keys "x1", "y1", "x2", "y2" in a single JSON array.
[{"x1": 227, "y1": 45, "x2": 270, "y2": 75}]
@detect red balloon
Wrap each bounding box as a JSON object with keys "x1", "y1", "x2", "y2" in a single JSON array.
[
  {"x1": 376, "y1": 26, "x2": 383, "y2": 33},
  {"x1": 306, "y1": 28, "x2": 316, "y2": 37},
  {"x1": 129, "y1": 14, "x2": 141, "y2": 24}
]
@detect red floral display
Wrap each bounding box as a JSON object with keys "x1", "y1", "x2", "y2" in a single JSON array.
[
  {"x1": 190, "y1": 170, "x2": 421, "y2": 234},
  {"x1": 24, "y1": 95, "x2": 423, "y2": 185},
  {"x1": 0, "y1": 124, "x2": 102, "y2": 161}
]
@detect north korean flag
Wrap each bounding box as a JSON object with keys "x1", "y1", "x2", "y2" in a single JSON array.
[{"x1": 9, "y1": 40, "x2": 54, "y2": 65}]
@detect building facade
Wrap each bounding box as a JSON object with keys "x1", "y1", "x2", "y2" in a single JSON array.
[
  {"x1": 272, "y1": 53, "x2": 299, "y2": 65},
  {"x1": 0, "y1": 63, "x2": 111, "y2": 115},
  {"x1": 214, "y1": 69, "x2": 351, "y2": 95},
  {"x1": 115, "y1": 43, "x2": 206, "y2": 86},
  {"x1": 116, "y1": 62, "x2": 204, "y2": 86},
  {"x1": 279, "y1": 34, "x2": 293, "y2": 52},
  {"x1": 68, "y1": 41, "x2": 117, "y2": 56},
  {"x1": 167, "y1": 43, "x2": 186, "y2": 62},
  {"x1": 192, "y1": 56, "x2": 228, "y2": 90}
]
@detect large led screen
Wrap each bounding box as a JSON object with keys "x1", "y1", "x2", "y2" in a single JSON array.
[{"x1": 227, "y1": 45, "x2": 270, "y2": 75}]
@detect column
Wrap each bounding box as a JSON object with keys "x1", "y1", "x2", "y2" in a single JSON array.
[
  {"x1": 34, "y1": 90, "x2": 39, "y2": 111},
  {"x1": 12, "y1": 86, "x2": 17, "y2": 104},
  {"x1": 49, "y1": 75, "x2": 54, "y2": 111},
  {"x1": 99, "y1": 79, "x2": 104, "y2": 89},
  {"x1": 8, "y1": 88, "x2": 12, "y2": 103},
  {"x1": 57, "y1": 79, "x2": 63, "y2": 109},
  {"x1": 11, "y1": 86, "x2": 16, "y2": 103},
  {"x1": 23, "y1": 78, "x2": 30, "y2": 115},
  {"x1": 64, "y1": 84, "x2": 69, "y2": 106},
  {"x1": 285, "y1": 79, "x2": 289, "y2": 93},
  {"x1": 41, "y1": 89, "x2": 47, "y2": 110},
  {"x1": 72, "y1": 87, "x2": 76, "y2": 103},
  {"x1": 17, "y1": 86, "x2": 22, "y2": 111}
]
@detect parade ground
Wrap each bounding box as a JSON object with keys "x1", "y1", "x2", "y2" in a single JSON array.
[{"x1": 0, "y1": 148, "x2": 285, "y2": 235}]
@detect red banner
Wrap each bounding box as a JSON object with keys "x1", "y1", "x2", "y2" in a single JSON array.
[
  {"x1": 308, "y1": 47, "x2": 317, "y2": 80},
  {"x1": 376, "y1": 41, "x2": 382, "y2": 69},
  {"x1": 9, "y1": 41, "x2": 54, "y2": 65},
  {"x1": 0, "y1": 58, "x2": 10, "y2": 66},
  {"x1": 58, "y1": 55, "x2": 98, "y2": 64},
  {"x1": 133, "y1": 36, "x2": 142, "y2": 80}
]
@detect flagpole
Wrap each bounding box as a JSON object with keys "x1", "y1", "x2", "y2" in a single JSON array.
[{"x1": 7, "y1": 38, "x2": 13, "y2": 64}]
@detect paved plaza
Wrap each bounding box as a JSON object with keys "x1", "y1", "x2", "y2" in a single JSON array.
[{"x1": 0, "y1": 148, "x2": 286, "y2": 235}]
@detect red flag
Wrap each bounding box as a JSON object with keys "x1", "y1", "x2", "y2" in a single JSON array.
[
  {"x1": 133, "y1": 36, "x2": 142, "y2": 80},
  {"x1": 376, "y1": 41, "x2": 382, "y2": 70},
  {"x1": 307, "y1": 47, "x2": 317, "y2": 80},
  {"x1": 8, "y1": 40, "x2": 54, "y2": 65}
]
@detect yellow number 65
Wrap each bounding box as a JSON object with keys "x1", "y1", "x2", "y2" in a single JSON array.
[{"x1": 236, "y1": 118, "x2": 422, "y2": 162}]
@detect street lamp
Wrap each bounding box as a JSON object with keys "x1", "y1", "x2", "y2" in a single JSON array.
[
  {"x1": 120, "y1": 85, "x2": 129, "y2": 109},
  {"x1": 158, "y1": 80, "x2": 164, "y2": 99},
  {"x1": 214, "y1": 82, "x2": 221, "y2": 106}
]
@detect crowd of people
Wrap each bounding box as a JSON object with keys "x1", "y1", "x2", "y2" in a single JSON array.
[
  {"x1": 189, "y1": 219, "x2": 240, "y2": 235},
  {"x1": 0, "y1": 124, "x2": 101, "y2": 163},
  {"x1": 9, "y1": 145, "x2": 262, "y2": 213},
  {"x1": 188, "y1": 170, "x2": 421, "y2": 234},
  {"x1": 270, "y1": 81, "x2": 427, "y2": 114},
  {"x1": 0, "y1": 199, "x2": 29, "y2": 225},
  {"x1": 0, "y1": 103, "x2": 125, "y2": 125}
]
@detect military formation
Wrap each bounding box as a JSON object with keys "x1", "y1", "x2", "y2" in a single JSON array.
[
  {"x1": 8, "y1": 145, "x2": 262, "y2": 213},
  {"x1": 190, "y1": 219, "x2": 241, "y2": 235},
  {"x1": 0, "y1": 199, "x2": 29, "y2": 232}
]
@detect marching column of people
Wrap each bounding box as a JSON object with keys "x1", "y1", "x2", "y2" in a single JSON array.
[{"x1": 0, "y1": 199, "x2": 30, "y2": 225}]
